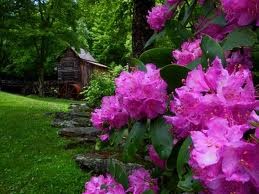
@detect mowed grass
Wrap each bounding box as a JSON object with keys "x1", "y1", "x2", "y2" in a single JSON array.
[{"x1": 0, "y1": 92, "x2": 89, "y2": 194}]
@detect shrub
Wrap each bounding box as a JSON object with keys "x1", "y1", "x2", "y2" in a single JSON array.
[{"x1": 82, "y1": 65, "x2": 124, "y2": 108}]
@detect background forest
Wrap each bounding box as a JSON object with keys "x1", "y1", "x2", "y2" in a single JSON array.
[{"x1": 0, "y1": 0, "x2": 165, "y2": 86}]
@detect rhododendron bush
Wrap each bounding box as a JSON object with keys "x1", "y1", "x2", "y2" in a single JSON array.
[{"x1": 83, "y1": 0, "x2": 259, "y2": 193}]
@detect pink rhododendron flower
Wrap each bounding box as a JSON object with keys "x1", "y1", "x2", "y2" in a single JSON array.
[
  {"x1": 190, "y1": 118, "x2": 259, "y2": 193},
  {"x1": 83, "y1": 174, "x2": 125, "y2": 194},
  {"x1": 148, "y1": 145, "x2": 166, "y2": 169},
  {"x1": 127, "y1": 168, "x2": 159, "y2": 194},
  {"x1": 190, "y1": 118, "x2": 244, "y2": 168},
  {"x1": 221, "y1": 0, "x2": 259, "y2": 26},
  {"x1": 91, "y1": 96, "x2": 129, "y2": 131},
  {"x1": 147, "y1": 5, "x2": 172, "y2": 31},
  {"x1": 195, "y1": 12, "x2": 236, "y2": 41},
  {"x1": 115, "y1": 64, "x2": 167, "y2": 120},
  {"x1": 165, "y1": 58, "x2": 256, "y2": 140},
  {"x1": 226, "y1": 48, "x2": 253, "y2": 73},
  {"x1": 99, "y1": 134, "x2": 109, "y2": 142},
  {"x1": 172, "y1": 39, "x2": 202, "y2": 66}
]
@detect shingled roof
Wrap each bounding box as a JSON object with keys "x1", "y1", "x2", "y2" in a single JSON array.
[{"x1": 70, "y1": 47, "x2": 108, "y2": 68}]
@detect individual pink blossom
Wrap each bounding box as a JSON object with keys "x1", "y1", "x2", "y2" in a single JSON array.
[
  {"x1": 115, "y1": 64, "x2": 167, "y2": 120},
  {"x1": 195, "y1": 13, "x2": 236, "y2": 41},
  {"x1": 127, "y1": 168, "x2": 159, "y2": 194},
  {"x1": 226, "y1": 48, "x2": 253, "y2": 73},
  {"x1": 147, "y1": 5, "x2": 172, "y2": 31},
  {"x1": 165, "y1": 58, "x2": 256, "y2": 140},
  {"x1": 172, "y1": 39, "x2": 202, "y2": 66},
  {"x1": 190, "y1": 118, "x2": 244, "y2": 168},
  {"x1": 148, "y1": 145, "x2": 166, "y2": 169},
  {"x1": 83, "y1": 174, "x2": 125, "y2": 194},
  {"x1": 91, "y1": 96, "x2": 129, "y2": 131},
  {"x1": 99, "y1": 134, "x2": 109, "y2": 142},
  {"x1": 221, "y1": 0, "x2": 259, "y2": 26}
]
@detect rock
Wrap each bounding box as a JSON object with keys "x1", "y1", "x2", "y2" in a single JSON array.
[
  {"x1": 52, "y1": 119, "x2": 78, "y2": 128},
  {"x1": 58, "y1": 127, "x2": 100, "y2": 140},
  {"x1": 75, "y1": 153, "x2": 144, "y2": 174}
]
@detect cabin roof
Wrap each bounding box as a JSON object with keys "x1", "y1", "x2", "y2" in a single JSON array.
[
  {"x1": 60, "y1": 47, "x2": 108, "y2": 69},
  {"x1": 71, "y1": 47, "x2": 97, "y2": 62}
]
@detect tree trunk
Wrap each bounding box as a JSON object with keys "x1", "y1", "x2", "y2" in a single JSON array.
[
  {"x1": 132, "y1": 0, "x2": 155, "y2": 57},
  {"x1": 38, "y1": 65, "x2": 44, "y2": 96}
]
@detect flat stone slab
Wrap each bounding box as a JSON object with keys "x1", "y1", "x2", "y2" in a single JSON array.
[
  {"x1": 58, "y1": 127, "x2": 100, "y2": 139},
  {"x1": 75, "y1": 153, "x2": 143, "y2": 174}
]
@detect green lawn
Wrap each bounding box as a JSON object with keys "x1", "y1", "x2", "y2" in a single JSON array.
[{"x1": 0, "y1": 92, "x2": 89, "y2": 194}]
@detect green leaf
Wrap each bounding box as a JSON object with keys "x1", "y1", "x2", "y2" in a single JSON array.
[
  {"x1": 160, "y1": 64, "x2": 190, "y2": 92},
  {"x1": 108, "y1": 159, "x2": 128, "y2": 188},
  {"x1": 150, "y1": 117, "x2": 173, "y2": 160},
  {"x1": 181, "y1": 0, "x2": 197, "y2": 26},
  {"x1": 143, "y1": 190, "x2": 155, "y2": 194},
  {"x1": 110, "y1": 129, "x2": 126, "y2": 147},
  {"x1": 166, "y1": 140, "x2": 182, "y2": 170},
  {"x1": 211, "y1": 14, "x2": 227, "y2": 26},
  {"x1": 178, "y1": 172, "x2": 203, "y2": 192},
  {"x1": 176, "y1": 137, "x2": 192, "y2": 179},
  {"x1": 186, "y1": 58, "x2": 201, "y2": 70},
  {"x1": 139, "y1": 48, "x2": 172, "y2": 68},
  {"x1": 128, "y1": 58, "x2": 146, "y2": 71},
  {"x1": 123, "y1": 122, "x2": 146, "y2": 162},
  {"x1": 144, "y1": 31, "x2": 166, "y2": 48},
  {"x1": 223, "y1": 28, "x2": 257, "y2": 51},
  {"x1": 201, "y1": 35, "x2": 226, "y2": 65}
]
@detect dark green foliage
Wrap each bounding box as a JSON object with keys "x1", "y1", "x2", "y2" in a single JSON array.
[
  {"x1": 123, "y1": 122, "x2": 146, "y2": 162},
  {"x1": 150, "y1": 117, "x2": 173, "y2": 160},
  {"x1": 223, "y1": 28, "x2": 257, "y2": 51},
  {"x1": 81, "y1": 65, "x2": 124, "y2": 108},
  {"x1": 160, "y1": 65, "x2": 190, "y2": 92}
]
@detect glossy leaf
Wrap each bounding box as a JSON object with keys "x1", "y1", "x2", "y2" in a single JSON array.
[
  {"x1": 176, "y1": 137, "x2": 192, "y2": 179},
  {"x1": 160, "y1": 64, "x2": 190, "y2": 92},
  {"x1": 223, "y1": 28, "x2": 257, "y2": 51},
  {"x1": 139, "y1": 48, "x2": 172, "y2": 68},
  {"x1": 150, "y1": 117, "x2": 173, "y2": 160},
  {"x1": 128, "y1": 58, "x2": 146, "y2": 71},
  {"x1": 108, "y1": 159, "x2": 128, "y2": 188},
  {"x1": 201, "y1": 35, "x2": 226, "y2": 65},
  {"x1": 123, "y1": 122, "x2": 146, "y2": 162},
  {"x1": 178, "y1": 172, "x2": 203, "y2": 192}
]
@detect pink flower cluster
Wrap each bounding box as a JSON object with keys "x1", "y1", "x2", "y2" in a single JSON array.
[
  {"x1": 148, "y1": 145, "x2": 166, "y2": 169},
  {"x1": 190, "y1": 118, "x2": 259, "y2": 193},
  {"x1": 172, "y1": 38, "x2": 254, "y2": 71},
  {"x1": 91, "y1": 96, "x2": 129, "y2": 131},
  {"x1": 221, "y1": 0, "x2": 259, "y2": 26},
  {"x1": 127, "y1": 168, "x2": 159, "y2": 194},
  {"x1": 115, "y1": 64, "x2": 167, "y2": 120},
  {"x1": 172, "y1": 39, "x2": 202, "y2": 66},
  {"x1": 146, "y1": 5, "x2": 172, "y2": 31},
  {"x1": 83, "y1": 169, "x2": 158, "y2": 194},
  {"x1": 83, "y1": 174, "x2": 125, "y2": 194},
  {"x1": 91, "y1": 64, "x2": 167, "y2": 135},
  {"x1": 165, "y1": 57, "x2": 258, "y2": 192},
  {"x1": 165, "y1": 57, "x2": 256, "y2": 140}
]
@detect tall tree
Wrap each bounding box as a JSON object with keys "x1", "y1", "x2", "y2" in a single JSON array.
[
  {"x1": 132, "y1": 0, "x2": 155, "y2": 57},
  {"x1": 5, "y1": 0, "x2": 81, "y2": 96}
]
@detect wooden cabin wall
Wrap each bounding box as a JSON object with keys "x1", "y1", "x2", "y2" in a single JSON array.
[
  {"x1": 58, "y1": 49, "x2": 81, "y2": 83},
  {"x1": 80, "y1": 61, "x2": 92, "y2": 87}
]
